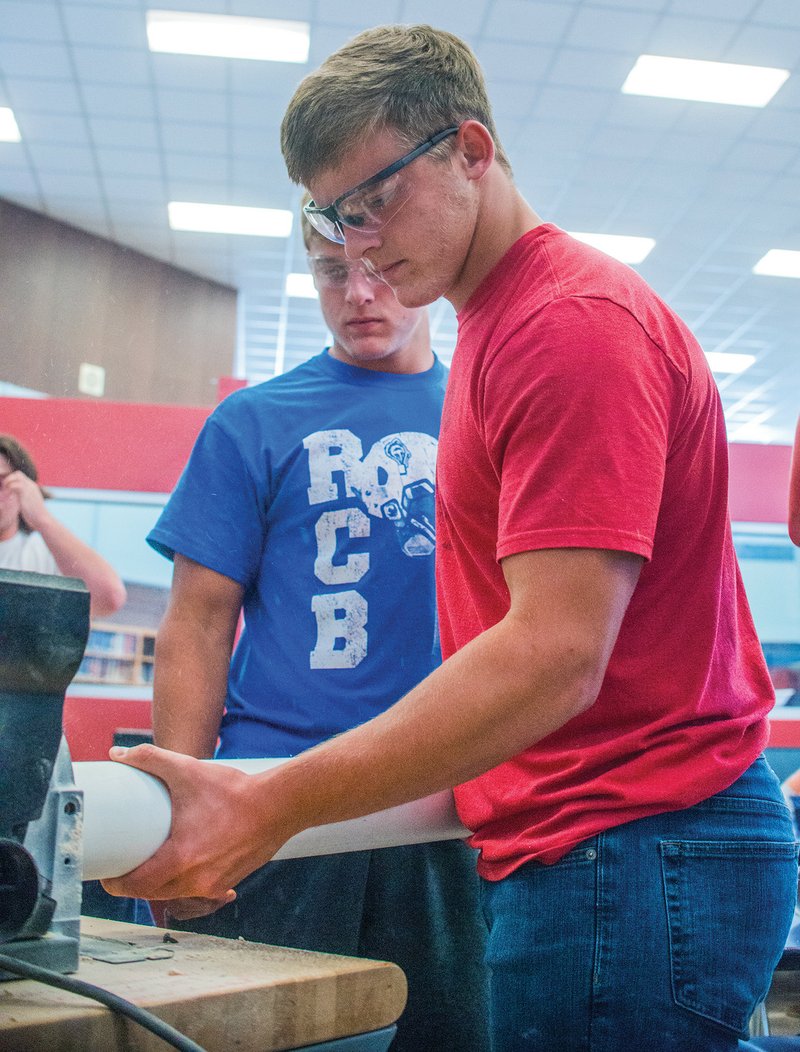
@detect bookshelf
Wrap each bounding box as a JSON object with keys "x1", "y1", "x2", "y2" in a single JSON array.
[{"x1": 75, "y1": 623, "x2": 156, "y2": 687}]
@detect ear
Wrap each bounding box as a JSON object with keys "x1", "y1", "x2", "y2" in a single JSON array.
[{"x1": 456, "y1": 120, "x2": 495, "y2": 182}]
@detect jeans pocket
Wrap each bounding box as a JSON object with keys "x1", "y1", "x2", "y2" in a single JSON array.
[{"x1": 660, "y1": 839, "x2": 799, "y2": 1035}]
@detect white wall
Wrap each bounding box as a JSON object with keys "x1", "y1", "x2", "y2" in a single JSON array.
[{"x1": 48, "y1": 487, "x2": 171, "y2": 589}]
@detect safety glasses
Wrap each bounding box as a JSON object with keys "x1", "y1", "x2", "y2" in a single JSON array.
[
  {"x1": 307, "y1": 254, "x2": 387, "y2": 288},
  {"x1": 303, "y1": 126, "x2": 460, "y2": 244}
]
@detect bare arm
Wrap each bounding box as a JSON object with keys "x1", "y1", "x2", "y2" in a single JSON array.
[
  {"x1": 789, "y1": 417, "x2": 800, "y2": 546},
  {"x1": 5, "y1": 471, "x2": 127, "y2": 617},
  {"x1": 104, "y1": 546, "x2": 642, "y2": 902},
  {"x1": 152, "y1": 554, "x2": 244, "y2": 758}
]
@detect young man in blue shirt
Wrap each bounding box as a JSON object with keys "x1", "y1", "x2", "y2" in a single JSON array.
[{"x1": 144, "y1": 204, "x2": 489, "y2": 1052}]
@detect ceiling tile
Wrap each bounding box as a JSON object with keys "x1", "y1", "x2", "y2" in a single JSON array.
[
  {"x1": 160, "y1": 120, "x2": 229, "y2": 154},
  {"x1": 0, "y1": 169, "x2": 40, "y2": 194},
  {"x1": 150, "y1": 53, "x2": 229, "y2": 92},
  {"x1": 483, "y1": 1, "x2": 576, "y2": 43},
  {"x1": 548, "y1": 47, "x2": 640, "y2": 90},
  {"x1": 723, "y1": 23, "x2": 800, "y2": 68},
  {"x1": 96, "y1": 146, "x2": 162, "y2": 178},
  {"x1": 671, "y1": 0, "x2": 758, "y2": 15},
  {"x1": 754, "y1": 0, "x2": 800, "y2": 28},
  {"x1": 61, "y1": 3, "x2": 146, "y2": 47},
  {"x1": 25, "y1": 140, "x2": 94, "y2": 170},
  {"x1": 165, "y1": 151, "x2": 229, "y2": 182},
  {"x1": 748, "y1": 107, "x2": 800, "y2": 144},
  {"x1": 312, "y1": 3, "x2": 401, "y2": 29},
  {"x1": 0, "y1": 40, "x2": 73, "y2": 78},
  {"x1": 0, "y1": 1, "x2": 62, "y2": 42},
  {"x1": 159, "y1": 88, "x2": 230, "y2": 124},
  {"x1": 566, "y1": 6, "x2": 657, "y2": 51},
  {"x1": 89, "y1": 116, "x2": 160, "y2": 150},
  {"x1": 4, "y1": 76, "x2": 82, "y2": 113},
  {"x1": 22, "y1": 114, "x2": 90, "y2": 146},
  {"x1": 37, "y1": 168, "x2": 103, "y2": 196},
  {"x1": 401, "y1": 0, "x2": 489, "y2": 36},
  {"x1": 72, "y1": 44, "x2": 151, "y2": 84},
  {"x1": 475, "y1": 40, "x2": 552, "y2": 82},
  {"x1": 644, "y1": 15, "x2": 742, "y2": 59},
  {"x1": 81, "y1": 83, "x2": 155, "y2": 119},
  {"x1": 724, "y1": 139, "x2": 797, "y2": 172},
  {"x1": 101, "y1": 175, "x2": 166, "y2": 203}
]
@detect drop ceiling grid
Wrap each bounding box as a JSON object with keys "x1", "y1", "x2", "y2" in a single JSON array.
[{"x1": 0, "y1": 0, "x2": 797, "y2": 439}]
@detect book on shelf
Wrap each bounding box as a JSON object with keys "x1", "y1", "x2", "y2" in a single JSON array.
[{"x1": 74, "y1": 622, "x2": 157, "y2": 687}]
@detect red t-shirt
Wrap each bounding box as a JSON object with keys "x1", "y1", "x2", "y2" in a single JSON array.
[{"x1": 438, "y1": 224, "x2": 772, "y2": 880}]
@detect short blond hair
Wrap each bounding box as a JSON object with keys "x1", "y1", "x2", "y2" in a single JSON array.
[{"x1": 281, "y1": 24, "x2": 511, "y2": 188}]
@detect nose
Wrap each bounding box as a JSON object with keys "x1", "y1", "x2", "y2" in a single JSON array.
[
  {"x1": 344, "y1": 267, "x2": 377, "y2": 304},
  {"x1": 342, "y1": 225, "x2": 381, "y2": 260}
]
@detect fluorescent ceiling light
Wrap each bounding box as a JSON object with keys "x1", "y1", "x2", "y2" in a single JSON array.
[
  {"x1": 0, "y1": 106, "x2": 21, "y2": 142},
  {"x1": 705, "y1": 351, "x2": 756, "y2": 374},
  {"x1": 568, "y1": 231, "x2": 655, "y2": 265},
  {"x1": 727, "y1": 421, "x2": 778, "y2": 444},
  {"x1": 753, "y1": 249, "x2": 800, "y2": 279},
  {"x1": 285, "y1": 273, "x2": 318, "y2": 299},
  {"x1": 622, "y1": 55, "x2": 789, "y2": 107},
  {"x1": 147, "y1": 10, "x2": 309, "y2": 63},
  {"x1": 168, "y1": 202, "x2": 293, "y2": 237}
]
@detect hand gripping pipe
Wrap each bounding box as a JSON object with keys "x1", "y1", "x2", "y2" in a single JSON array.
[{"x1": 72, "y1": 758, "x2": 471, "y2": 881}]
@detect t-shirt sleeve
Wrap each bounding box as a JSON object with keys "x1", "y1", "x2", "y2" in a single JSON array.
[
  {"x1": 481, "y1": 296, "x2": 684, "y2": 562},
  {"x1": 147, "y1": 410, "x2": 269, "y2": 588}
]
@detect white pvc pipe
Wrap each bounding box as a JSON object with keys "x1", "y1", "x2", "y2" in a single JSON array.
[{"x1": 73, "y1": 758, "x2": 470, "y2": 881}]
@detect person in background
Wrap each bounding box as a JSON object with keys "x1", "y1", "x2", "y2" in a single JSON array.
[
  {"x1": 0, "y1": 434, "x2": 127, "y2": 617},
  {"x1": 105, "y1": 25, "x2": 798, "y2": 1051},
  {"x1": 788, "y1": 415, "x2": 800, "y2": 547},
  {"x1": 0, "y1": 432, "x2": 137, "y2": 921},
  {"x1": 138, "y1": 198, "x2": 490, "y2": 1052}
]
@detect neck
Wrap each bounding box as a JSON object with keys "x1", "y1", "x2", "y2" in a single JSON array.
[{"x1": 448, "y1": 169, "x2": 543, "y2": 312}]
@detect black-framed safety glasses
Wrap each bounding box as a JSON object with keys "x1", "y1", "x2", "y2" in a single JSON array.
[{"x1": 303, "y1": 125, "x2": 460, "y2": 244}]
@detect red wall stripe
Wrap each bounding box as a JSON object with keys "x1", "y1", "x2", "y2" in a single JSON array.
[
  {"x1": 767, "y1": 719, "x2": 800, "y2": 748},
  {"x1": 1, "y1": 395, "x2": 794, "y2": 520},
  {"x1": 1, "y1": 396, "x2": 210, "y2": 492}
]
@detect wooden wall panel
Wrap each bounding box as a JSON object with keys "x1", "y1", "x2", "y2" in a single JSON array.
[{"x1": 0, "y1": 198, "x2": 236, "y2": 406}]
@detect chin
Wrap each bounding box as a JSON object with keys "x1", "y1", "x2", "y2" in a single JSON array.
[
  {"x1": 392, "y1": 285, "x2": 438, "y2": 310},
  {"x1": 390, "y1": 271, "x2": 449, "y2": 310}
]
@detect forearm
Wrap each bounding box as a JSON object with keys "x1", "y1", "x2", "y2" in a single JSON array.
[
  {"x1": 252, "y1": 609, "x2": 602, "y2": 845},
  {"x1": 249, "y1": 547, "x2": 641, "y2": 852},
  {"x1": 152, "y1": 611, "x2": 233, "y2": 757},
  {"x1": 35, "y1": 513, "x2": 127, "y2": 617},
  {"x1": 103, "y1": 547, "x2": 641, "y2": 905}
]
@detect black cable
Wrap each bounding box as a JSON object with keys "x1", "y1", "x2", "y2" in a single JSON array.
[{"x1": 0, "y1": 951, "x2": 206, "y2": 1052}]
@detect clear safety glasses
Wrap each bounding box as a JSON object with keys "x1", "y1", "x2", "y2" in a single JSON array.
[{"x1": 307, "y1": 254, "x2": 387, "y2": 289}]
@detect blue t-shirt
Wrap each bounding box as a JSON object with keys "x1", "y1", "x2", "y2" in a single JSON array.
[{"x1": 148, "y1": 350, "x2": 447, "y2": 758}]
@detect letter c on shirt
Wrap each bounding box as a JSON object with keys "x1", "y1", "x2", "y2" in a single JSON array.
[{"x1": 313, "y1": 507, "x2": 370, "y2": 585}]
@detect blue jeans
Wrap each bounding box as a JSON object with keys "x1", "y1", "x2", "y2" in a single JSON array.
[{"x1": 481, "y1": 757, "x2": 799, "y2": 1052}]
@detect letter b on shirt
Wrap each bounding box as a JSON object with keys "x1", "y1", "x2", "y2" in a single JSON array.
[{"x1": 310, "y1": 591, "x2": 368, "y2": 669}]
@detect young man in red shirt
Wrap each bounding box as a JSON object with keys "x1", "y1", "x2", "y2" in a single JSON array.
[{"x1": 107, "y1": 25, "x2": 797, "y2": 1051}]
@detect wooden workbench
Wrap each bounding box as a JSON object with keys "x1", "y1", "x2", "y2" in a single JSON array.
[{"x1": 0, "y1": 917, "x2": 407, "y2": 1051}]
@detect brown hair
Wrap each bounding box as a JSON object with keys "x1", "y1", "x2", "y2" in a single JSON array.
[
  {"x1": 281, "y1": 24, "x2": 511, "y2": 188},
  {"x1": 0, "y1": 434, "x2": 48, "y2": 532}
]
